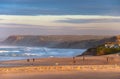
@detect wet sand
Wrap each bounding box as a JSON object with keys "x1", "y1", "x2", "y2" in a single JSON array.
[
  {"x1": 0, "y1": 71, "x2": 120, "y2": 79},
  {"x1": 0, "y1": 54, "x2": 120, "y2": 67}
]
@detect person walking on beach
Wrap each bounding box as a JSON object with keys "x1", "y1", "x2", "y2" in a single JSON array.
[
  {"x1": 33, "y1": 58, "x2": 35, "y2": 62},
  {"x1": 83, "y1": 55, "x2": 85, "y2": 61},
  {"x1": 106, "y1": 57, "x2": 110, "y2": 64},
  {"x1": 73, "y1": 57, "x2": 76, "y2": 64},
  {"x1": 27, "y1": 59, "x2": 30, "y2": 62}
]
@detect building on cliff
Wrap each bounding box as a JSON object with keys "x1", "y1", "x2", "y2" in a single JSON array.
[{"x1": 105, "y1": 35, "x2": 120, "y2": 48}]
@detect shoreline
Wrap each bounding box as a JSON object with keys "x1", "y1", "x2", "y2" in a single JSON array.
[{"x1": 0, "y1": 55, "x2": 120, "y2": 67}]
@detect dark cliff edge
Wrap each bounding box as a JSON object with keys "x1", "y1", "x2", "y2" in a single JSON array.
[
  {"x1": 79, "y1": 45, "x2": 120, "y2": 56},
  {"x1": 77, "y1": 36, "x2": 120, "y2": 56},
  {"x1": 0, "y1": 35, "x2": 114, "y2": 49}
]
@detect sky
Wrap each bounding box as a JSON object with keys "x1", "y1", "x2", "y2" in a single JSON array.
[{"x1": 0, "y1": 0, "x2": 120, "y2": 39}]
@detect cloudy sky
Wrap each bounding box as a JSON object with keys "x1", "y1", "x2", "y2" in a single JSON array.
[{"x1": 0, "y1": 0, "x2": 120, "y2": 39}]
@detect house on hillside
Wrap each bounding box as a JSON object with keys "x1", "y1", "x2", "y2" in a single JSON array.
[
  {"x1": 105, "y1": 42, "x2": 120, "y2": 48},
  {"x1": 105, "y1": 35, "x2": 120, "y2": 48}
]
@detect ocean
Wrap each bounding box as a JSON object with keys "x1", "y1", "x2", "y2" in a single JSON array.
[{"x1": 0, "y1": 46, "x2": 86, "y2": 61}]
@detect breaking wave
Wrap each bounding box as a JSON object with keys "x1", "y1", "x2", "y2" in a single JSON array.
[{"x1": 0, "y1": 46, "x2": 86, "y2": 61}]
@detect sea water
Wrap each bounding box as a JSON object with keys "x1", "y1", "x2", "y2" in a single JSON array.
[{"x1": 0, "y1": 46, "x2": 86, "y2": 61}]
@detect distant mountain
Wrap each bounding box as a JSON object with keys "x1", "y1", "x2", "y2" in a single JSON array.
[{"x1": 1, "y1": 35, "x2": 115, "y2": 49}]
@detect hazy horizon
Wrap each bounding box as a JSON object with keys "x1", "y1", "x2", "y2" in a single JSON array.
[{"x1": 0, "y1": 34, "x2": 116, "y2": 41}]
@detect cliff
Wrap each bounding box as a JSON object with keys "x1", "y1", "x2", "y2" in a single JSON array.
[
  {"x1": 79, "y1": 35, "x2": 120, "y2": 56},
  {"x1": 80, "y1": 45, "x2": 120, "y2": 56},
  {"x1": 1, "y1": 35, "x2": 115, "y2": 49}
]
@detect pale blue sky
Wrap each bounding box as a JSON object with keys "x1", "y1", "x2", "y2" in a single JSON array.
[{"x1": 0, "y1": 0, "x2": 120, "y2": 15}]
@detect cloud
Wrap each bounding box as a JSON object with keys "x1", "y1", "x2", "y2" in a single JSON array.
[
  {"x1": 55, "y1": 18, "x2": 120, "y2": 24},
  {"x1": 0, "y1": 15, "x2": 120, "y2": 38},
  {"x1": 1, "y1": 15, "x2": 120, "y2": 27},
  {"x1": 0, "y1": 23, "x2": 42, "y2": 27},
  {"x1": 0, "y1": 19, "x2": 4, "y2": 20},
  {"x1": 0, "y1": 23, "x2": 96, "y2": 30},
  {"x1": 0, "y1": 23, "x2": 60, "y2": 30}
]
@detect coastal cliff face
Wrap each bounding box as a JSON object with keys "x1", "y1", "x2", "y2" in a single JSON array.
[
  {"x1": 81, "y1": 45, "x2": 120, "y2": 56},
  {"x1": 80, "y1": 35, "x2": 120, "y2": 56},
  {"x1": 1, "y1": 35, "x2": 115, "y2": 49}
]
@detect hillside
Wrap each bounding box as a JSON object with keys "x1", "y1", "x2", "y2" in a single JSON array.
[
  {"x1": 1, "y1": 35, "x2": 115, "y2": 49},
  {"x1": 80, "y1": 45, "x2": 120, "y2": 56},
  {"x1": 80, "y1": 35, "x2": 120, "y2": 56}
]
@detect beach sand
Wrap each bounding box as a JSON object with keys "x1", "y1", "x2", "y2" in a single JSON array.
[
  {"x1": 0, "y1": 54, "x2": 120, "y2": 79},
  {"x1": 0, "y1": 71, "x2": 120, "y2": 79},
  {"x1": 0, "y1": 54, "x2": 120, "y2": 67}
]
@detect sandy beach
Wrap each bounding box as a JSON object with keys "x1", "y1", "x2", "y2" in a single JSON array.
[
  {"x1": 0, "y1": 71, "x2": 120, "y2": 79},
  {"x1": 0, "y1": 65, "x2": 120, "y2": 79},
  {"x1": 0, "y1": 54, "x2": 120, "y2": 67},
  {"x1": 0, "y1": 54, "x2": 120, "y2": 79}
]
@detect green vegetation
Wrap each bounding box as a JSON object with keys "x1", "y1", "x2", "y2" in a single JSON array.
[{"x1": 96, "y1": 45, "x2": 120, "y2": 55}]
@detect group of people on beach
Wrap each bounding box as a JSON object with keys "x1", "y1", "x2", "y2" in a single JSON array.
[
  {"x1": 72, "y1": 56, "x2": 115, "y2": 65},
  {"x1": 73, "y1": 56, "x2": 85, "y2": 64},
  {"x1": 26, "y1": 56, "x2": 115, "y2": 65},
  {"x1": 27, "y1": 58, "x2": 35, "y2": 62}
]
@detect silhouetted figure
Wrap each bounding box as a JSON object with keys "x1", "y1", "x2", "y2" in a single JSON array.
[
  {"x1": 73, "y1": 57, "x2": 76, "y2": 64},
  {"x1": 73, "y1": 57, "x2": 75, "y2": 60},
  {"x1": 27, "y1": 59, "x2": 30, "y2": 62},
  {"x1": 109, "y1": 57, "x2": 114, "y2": 64},
  {"x1": 83, "y1": 55, "x2": 85, "y2": 61},
  {"x1": 73, "y1": 60, "x2": 76, "y2": 64},
  {"x1": 106, "y1": 57, "x2": 109, "y2": 63},
  {"x1": 33, "y1": 58, "x2": 35, "y2": 62}
]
